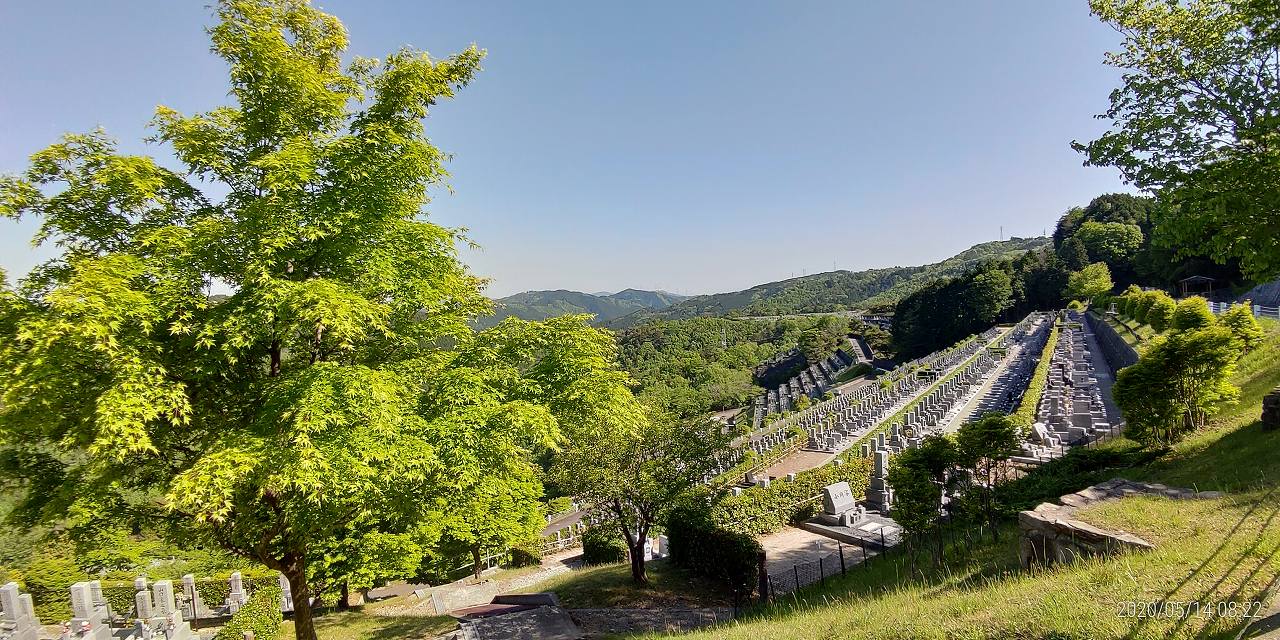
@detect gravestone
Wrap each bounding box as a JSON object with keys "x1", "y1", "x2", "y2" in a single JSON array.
[
  {"x1": 0, "y1": 582, "x2": 39, "y2": 640},
  {"x1": 151, "y1": 581, "x2": 193, "y2": 640},
  {"x1": 1263, "y1": 387, "x2": 1280, "y2": 431},
  {"x1": 278, "y1": 574, "x2": 294, "y2": 613},
  {"x1": 821, "y1": 482, "x2": 856, "y2": 516},
  {"x1": 69, "y1": 581, "x2": 111, "y2": 640},
  {"x1": 226, "y1": 572, "x2": 247, "y2": 613},
  {"x1": 181, "y1": 575, "x2": 206, "y2": 620},
  {"x1": 136, "y1": 588, "x2": 154, "y2": 620},
  {"x1": 865, "y1": 450, "x2": 892, "y2": 513}
]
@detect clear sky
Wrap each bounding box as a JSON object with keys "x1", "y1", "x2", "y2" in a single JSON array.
[{"x1": 0, "y1": 1, "x2": 1133, "y2": 298}]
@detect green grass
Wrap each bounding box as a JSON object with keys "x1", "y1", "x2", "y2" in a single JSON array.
[
  {"x1": 276, "y1": 610, "x2": 457, "y2": 640},
  {"x1": 834, "y1": 363, "x2": 875, "y2": 385},
  {"x1": 1101, "y1": 312, "x2": 1159, "y2": 349},
  {"x1": 636, "y1": 319, "x2": 1280, "y2": 639},
  {"x1": 518, "y1": 558, "x2": 730, "y2": 609}
]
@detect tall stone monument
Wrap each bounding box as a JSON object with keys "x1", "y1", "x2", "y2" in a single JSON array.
[
  {"x1": 865, "y1": 450, "x2": 893, "y2": 514},
  {"x1": 226, "y1": 572, "x2": 247, "y2": 614}
]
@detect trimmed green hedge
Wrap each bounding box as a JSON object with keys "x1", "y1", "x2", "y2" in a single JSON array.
[
  {"x1": 667, "y1": 509, "x2": 762, "y2": 605},
  {"x1": 582, "y1": 527, "x2": 628, "y2": 565},
  {"x1": 1011, "y1": 320, "x2": 1060, "y2": 430},
  {"x1": 710, "y1": 456, "x2": 873, "y2": 536},
  {"x1": 214, "y1": 584, "x2": 282, "y2": 640}
]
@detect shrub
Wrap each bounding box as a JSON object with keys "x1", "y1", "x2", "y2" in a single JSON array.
[
  {"x1": 508, "y1": 541, "x2": 542, "y2": 568},
  {"x1": 1146, "y1": 292, "x2": 1177, "y2": 332},
  {"x1": 1067, "y1": 299, "x2": 1086, "y2": 311},
  {"x1": 214, "y1": 584, "x2": 283, "y2": 640},
  {"x1": 666, "y1": 507, "x2": 762, "y2": 606},
  {"x1": 546, "y1": 496, "x2": 574, "y2": 517},
  {"x1": 1114, "y1": 326, "x2": 1240, "y2": 447},
  {"x1": 1219, "y1": 302, "x2": 1264, "y2": 353},
  {"x1": 709, "y1": 456, "x2": 873, "y2": 536},
  {"x1": 20, "y1": 550, "x2": 85, "y2": 622},
  {"x1": 581, "y1": 527, "x2": 628, "y2": 565},
  {"x1": 1132, "y1": 291, "x2": 1159, "y2": 324},
  {"x1": 1171, "y1": 296, "x2": 1216, "y2": 331}
]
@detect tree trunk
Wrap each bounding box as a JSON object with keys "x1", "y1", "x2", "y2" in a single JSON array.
[
  {"x1": 283, "y1": 554, "x2": 317, "y2": 640},
  {"x1": 269, "y1": 339, "x2": 282, "y2": 377},
  {"x1": 338, "y1": 582, "x2": 350, "y2": 611},
  {"x1": 629, "y1": 542, "x2": 647, "y2": 584},
  {"x1": 471, "y1": 546, "x2": 483, "y2": 579}
]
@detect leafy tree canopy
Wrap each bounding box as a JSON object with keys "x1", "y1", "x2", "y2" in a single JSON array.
[
  {"x1": 1076, "y1": 0, "x2": 1280, "y2": 281},
  {"x1": 0, "y1": 3, "x2": 638, "y2": 638},
  {"x1": 1066, "y1": 262, "x2": 1114, "y2": 302}
]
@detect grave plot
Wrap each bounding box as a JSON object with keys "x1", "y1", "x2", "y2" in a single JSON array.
[
  {"x1": 751, "y1": 349, "x2": 859, "y2": 424},
  {"x1": 1016, "y1": 310, "x2": 1117, "y2": 465}
]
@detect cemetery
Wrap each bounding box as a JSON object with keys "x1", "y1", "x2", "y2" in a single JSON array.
[
  {"x1": 4, "y1": 0, "x2": 1280, "y2": 638},
  {"x1": 1016, "y1": 311, "x2": 1117, "y2": 464},
  {"x1": 0, "y1": 573, "x2": 295, "y2": 640}
]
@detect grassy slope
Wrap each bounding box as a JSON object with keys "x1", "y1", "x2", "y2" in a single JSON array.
[
  {"x1": 641, "y1": 319, "x2": 1280, "y2": 640},
  {"x1": 276, "y1": 611, "x2": 457, "y2": 640},
  {"x1": 521, "y1": 558, "x2": 730, "y2": 609}
]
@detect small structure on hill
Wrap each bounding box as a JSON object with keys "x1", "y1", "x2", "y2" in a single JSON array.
[{"x1": 1178, "y1": 275, "x2": 1216, "y2": 299}]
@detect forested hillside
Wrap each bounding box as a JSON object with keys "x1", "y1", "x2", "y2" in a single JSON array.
[
  {"x1": 608, "y1": 237, "x2": 1049, "y2": 327},
  {"x1": 617, "y1": 315, "x2": 852, "y2": 419},
  {"x1": 475, "y1": 288, "x2": 687, "y2": 328}
]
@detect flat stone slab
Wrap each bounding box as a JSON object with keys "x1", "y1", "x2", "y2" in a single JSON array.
[
  {"x1": 459, "y1": 606, "x2": 583, "y2": 640},
  {"x1": 798, "y1": 513, "x2": 902, "y2": 551}
]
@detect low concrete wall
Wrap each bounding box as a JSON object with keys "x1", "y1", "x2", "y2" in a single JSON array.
[{"x1": 1085, "y1": 312, "x2": 1138, "y2": 372}]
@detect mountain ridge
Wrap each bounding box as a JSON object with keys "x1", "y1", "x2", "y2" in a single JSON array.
[{"x1": 604, "y1": 236, "x2": 1051, "y2": 327}]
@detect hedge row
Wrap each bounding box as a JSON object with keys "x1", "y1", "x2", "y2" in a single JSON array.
[
  {"x1": 710, "y1": 455, "x2": 873, "y2": 536},
  {"x1": 667, "y1": 510, "x2": 762, "y2": 605},
  {"x1": 582, "y1": 527, "x2": 628, "y2": 565},
  {"x1": 1010, "y1": 320, "x2": 1060, "y2": 429},
  {"x1": 710, "y1": 429, "x2": 805, "y2": 488},
  {"x1": 214, "y1": 585, "x2": 283, "y2": 640}
]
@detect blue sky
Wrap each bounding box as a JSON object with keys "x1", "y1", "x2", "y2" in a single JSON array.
[{"x1": 0, "y1": 1, "x2": 1132, "y2": 297}]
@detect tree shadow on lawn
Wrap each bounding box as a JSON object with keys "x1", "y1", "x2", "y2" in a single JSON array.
[
  {"x1": 1127, "y1": 419, "x2": 1280, "y2": 492},
  {"x1": 1110, "y1": 485, "x2": 1280, "y2": 640}
]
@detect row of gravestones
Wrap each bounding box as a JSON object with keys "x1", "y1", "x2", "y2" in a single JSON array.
[
  {"x1": 755, "y1": 350, "x2": 855, "y2": 421},
  {"x1": 1021, "y1": 311, "x2": 1113, "y2": 463},
  {"x1": 801, "y1": 314, "x2": 1037, "y2": 456},
  {"x1": 790, "y1": 321, "x2": 1009, "y2": 453},
  {"x1": 805, "y1": 313, "x2": 1045, "y2": 513},
  {"x1": 0, "y1": 571, "x2": 297, "y2": 640},
  {"x1": 963, "y1": 322, "x2": 1053, "y2": 418},
  {"x1": 705, "y1": 380, "x2": 880, "y2": 482},
  {"x1": 711, "y1": 315, "x2": 1036, "y2": 488},
  {"x1": 861, "y1": 313, "x2": 1052, "y2": 514}
]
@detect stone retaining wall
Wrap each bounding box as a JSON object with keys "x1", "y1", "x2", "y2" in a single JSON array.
[
  {"x1": 1019, "y1": 478, "x2": 1222, "y2": 567},
  {"x1": 1263, "y1": 387, "x2": 1280, "y2": 431},
  {"x1": 1084, "y1": 312, "x2": 1138, "y2": 372}
]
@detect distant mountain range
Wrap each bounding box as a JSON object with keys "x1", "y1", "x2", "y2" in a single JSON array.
[
  {"x1": 604, "y1": 237, "x2": 1051, "y2": 327},
  {"x1": 474, "y1": 288, "x2": 689, "y2": 329},
  {"x1": 479, "y1": 237, "x2": 1050, "y2": 330}
]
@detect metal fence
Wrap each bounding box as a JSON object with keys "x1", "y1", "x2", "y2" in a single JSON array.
[
  {"x1": 764, "y1": 535, "x2": 895, "y2": 598},
  {"x1": 1206, "y1": 301, "x2": 1280, "y2": 320}
]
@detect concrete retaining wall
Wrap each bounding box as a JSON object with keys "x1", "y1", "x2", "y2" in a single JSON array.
[{"x1": 1085, "y1": 312, "x2": 1138, "y2": 372}]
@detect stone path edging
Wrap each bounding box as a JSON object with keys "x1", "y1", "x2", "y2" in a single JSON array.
[{"x1": 1018, "y1": 478, "x2": 1223, "y2": 567}]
